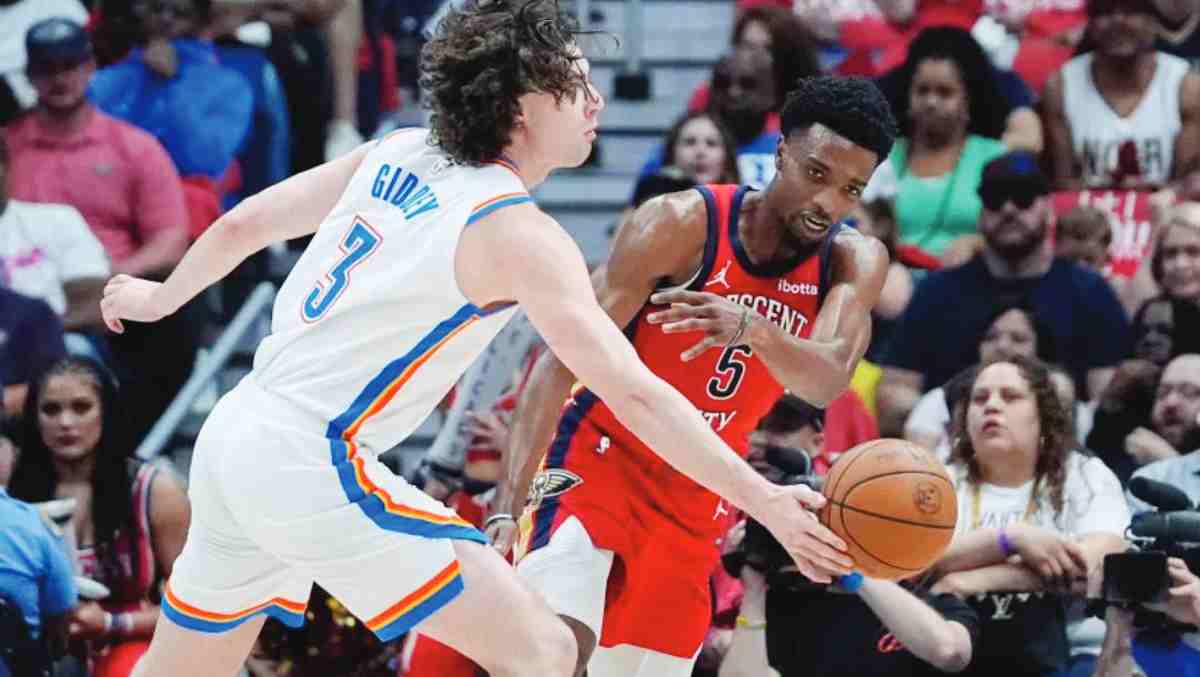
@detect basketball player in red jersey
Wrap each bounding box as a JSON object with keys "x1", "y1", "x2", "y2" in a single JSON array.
[{"x1": 486, "y1": 76, "x2": 900, "y2": 677}]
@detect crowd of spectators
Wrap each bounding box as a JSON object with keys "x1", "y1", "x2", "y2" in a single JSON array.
[{"x1": 4, "y1": 0, "x2": 1200, "y2": 676}]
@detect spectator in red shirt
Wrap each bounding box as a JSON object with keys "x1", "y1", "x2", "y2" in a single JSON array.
[
  {"x1": 5, "y1": 19, "x2": 187, "y2": 277},
  {"x1": 5, "y1": 19, "x2": 194, "y2": 444}
]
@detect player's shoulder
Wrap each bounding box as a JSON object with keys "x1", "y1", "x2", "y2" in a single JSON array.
[
  {"x1": 828, "y1": 225, "x2": 889, "y2": 278},
  {"x1": 620, "y1": 187, "x2": 707, "y2": 246}
]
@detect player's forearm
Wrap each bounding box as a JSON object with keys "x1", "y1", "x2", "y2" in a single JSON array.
[
  {"x1": 603, "y1": 370, "x2": 774, "y2": 521},
  {"x1": 744, "y1": 314, "x2": 853, "y2": 407},
  {"x1": 499, "y1": 351, "x2": 578, "y2": 516},
  {"x1": 858, "y1": 579, "x2": 971, "y2": 672},
  {"x1": 148, "y1": 212, "x2": 265, "y2": 316}
]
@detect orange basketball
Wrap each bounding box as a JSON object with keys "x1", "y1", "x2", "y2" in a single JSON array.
[{"x1": 820, "y1": 438, "x2": 958, "y2": 581}]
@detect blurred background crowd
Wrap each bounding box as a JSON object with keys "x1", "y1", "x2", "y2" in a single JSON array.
[{"x1": 3, "y1": 0, "x2": 1200, "y2": 675}]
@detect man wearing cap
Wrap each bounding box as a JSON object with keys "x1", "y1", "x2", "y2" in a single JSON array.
[
  {"x1": 0, "y1": 0, "x2": 88, "y2": 125},
  {"x1": 5, "y1": 18, "x2": 188, "y2": 279},
  {"x1": 5, "y1": 18, "x2": 193, "y2": 443},
  {"x1": 876, "y1": 152, "x2": 1131, "y2": 436}
]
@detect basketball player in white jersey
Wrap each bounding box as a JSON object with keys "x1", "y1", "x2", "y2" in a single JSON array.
[{"x1": 100, "y1": 1, "x2": 850, "y2": 675}]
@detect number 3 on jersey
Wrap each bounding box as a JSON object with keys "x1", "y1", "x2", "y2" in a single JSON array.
[
  {"x1": 707, "y1": 345, "x2": 752, "y2": 400},
  {"x1": 302, "y1": 217, "x2": 382, "y2": 322}
]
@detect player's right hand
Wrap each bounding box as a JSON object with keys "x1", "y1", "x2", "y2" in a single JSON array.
[
  {"x1": 486, "y1": 516, "x2": 519, "y2": 557},
  {"x1": 100, "y1": 274, "x2": 169, "y2": 334},
  {"x1": 755, "y1": 483, "x2": 854, "y2": 584}
]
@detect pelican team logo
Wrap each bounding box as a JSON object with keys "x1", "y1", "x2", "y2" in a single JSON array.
[
  {"x1": 526, "y1": 469, "x2": 583, "y2": 508},
  {"x1": 913, "y1": 481, "x2": 942, "y2": 515}
]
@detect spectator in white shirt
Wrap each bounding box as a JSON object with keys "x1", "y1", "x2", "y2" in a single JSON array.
[{"x1": 0, "y1": 133, "x2": 108, "y2": 331}]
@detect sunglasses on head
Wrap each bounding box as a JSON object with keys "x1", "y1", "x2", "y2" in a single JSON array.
[{"x1": 980, "y1": 188, "x2": 1039, "y2": 212}]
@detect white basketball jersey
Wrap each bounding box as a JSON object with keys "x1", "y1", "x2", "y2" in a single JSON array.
[
  {"x1": 251, "y1": 129, "x2": 526, "y2": 452},
  {"x1": 1061, "y1": 52, "x2": 1188, "y2": 188}
]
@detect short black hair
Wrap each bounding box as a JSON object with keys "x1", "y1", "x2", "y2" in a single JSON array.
[{"x1": 780, "y1": 76, "x2": 898, "y2": 164}]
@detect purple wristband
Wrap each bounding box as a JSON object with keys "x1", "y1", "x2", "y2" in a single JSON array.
[{"x1": 998, "y1": 529, "x2": 1016, "y2": 557}]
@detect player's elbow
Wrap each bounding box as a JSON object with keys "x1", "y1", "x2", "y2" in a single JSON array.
[
  {"x1": 216, "y1": 192, "x2": 272, "y2": 250},
  {"x1": 928, "y1": 639, "x2": 971, "y2": 673},
  {"x1": 808, "y1": 348, "x2": 856, "y2": 407}
]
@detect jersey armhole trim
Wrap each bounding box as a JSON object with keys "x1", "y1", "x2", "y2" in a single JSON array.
[
  {"x1": 817, "y1": 223, "x2": 843, "y2": 306},
  {"x1": 671, "y1": 185, "x2": 719, "y2": 293},
  {"x1": 465, "y1": 193, "x2": 533, "y2": 226}
]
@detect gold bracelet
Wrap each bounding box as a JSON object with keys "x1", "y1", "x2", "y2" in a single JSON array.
[{"x1": 736, "y1": 615, "x2": 767, "y2": 630}]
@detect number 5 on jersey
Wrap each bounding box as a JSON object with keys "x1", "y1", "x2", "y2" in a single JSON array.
[
  {"x1": 707, "y1": 345, "x2": 752, "y2": 400},
  {"x1": 302, "y1": 217, "x2": 382, "y2": 322}
]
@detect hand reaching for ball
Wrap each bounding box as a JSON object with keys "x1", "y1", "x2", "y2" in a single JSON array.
[{"x1": 752, "y1": 482, "x2": 854, "y2": 584}]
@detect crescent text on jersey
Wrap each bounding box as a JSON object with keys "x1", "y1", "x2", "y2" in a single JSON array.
[
  {"x1": 723, "y1": 293, "x2": 809, "y2": 337},
  {"x1": 370, "y1": 163, "x2": 440, "y2": 220}
]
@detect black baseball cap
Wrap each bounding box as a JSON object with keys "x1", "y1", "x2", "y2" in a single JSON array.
[
  {"x1": 26, "y1": 18, "x2": 92, "y2": 74},
  {"x1": 978, "y1": 152, "x2": 1050, "y2": 212}
]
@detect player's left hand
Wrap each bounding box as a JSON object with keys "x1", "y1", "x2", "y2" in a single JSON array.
[
  {"x1": 646, "y1": 290, "x2": 753, "y2": 361},
  {"x1": 100, "y1": 275, "x2": 170, "y2": 334},
  {"x1": 753, "y1": 483, "x2": 854, "y2": 584}
]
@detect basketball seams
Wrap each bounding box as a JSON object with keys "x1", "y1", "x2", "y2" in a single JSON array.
[
  {"x1": 838, "y1": 510, "x2": 922, "y2": 573},
  {"x1": 828, "y1": 498, "x2": 958, "y2": 530},
  {"x1": 823, "y1": 438, "x2": 886, "y2": 504}
]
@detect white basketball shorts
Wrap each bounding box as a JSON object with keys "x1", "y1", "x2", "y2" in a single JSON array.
[{"x1": 163, "y1": 377, "x2": 484, "y2": 641}]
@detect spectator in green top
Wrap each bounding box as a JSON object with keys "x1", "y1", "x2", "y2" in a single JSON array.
[{"x1": 862, "y1": 26, "x2": 1009, "y2": 259}]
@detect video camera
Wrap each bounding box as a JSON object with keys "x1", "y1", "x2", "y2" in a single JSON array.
[
  {"x1": 1098, "y1": 476, "x2": 1200, "y2": 631},
  {"x1": 722, "y1": 446, "x2": 830, "y2": 591}
]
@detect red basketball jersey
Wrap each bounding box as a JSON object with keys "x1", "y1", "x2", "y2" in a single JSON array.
[{"x1": 526, "y1": 184, "x2": 837, "y2": 554}]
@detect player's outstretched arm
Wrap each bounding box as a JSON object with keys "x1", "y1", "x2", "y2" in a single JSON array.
[
  {"x1": 751, "y1": 231, "x2": 887, "y2": 406},
  {"x1": 491, "y1": 192, "x2": 705, "y2": 546},
  {"x1": 100, "y1": 141, "x2": 375, "y2": 333},
  {"x1": 460, "y1": 203, "x2": 853, "y2": 582},
  {"x1": 647, "y1": 229, "x2": 887, "y2": 407}
]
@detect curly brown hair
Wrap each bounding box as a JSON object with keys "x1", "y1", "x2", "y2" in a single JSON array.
[
  {"x1": 950, "y1": 355, "x2": 1073, "y2": 519},
  {"x1": 419, "y1": 0, "x2": 596, "y2": 165}
]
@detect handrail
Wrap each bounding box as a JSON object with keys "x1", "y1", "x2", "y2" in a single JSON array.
[{"x1": 136, "y1": 282, "x2": 277, "y2": 460}]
